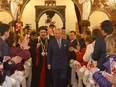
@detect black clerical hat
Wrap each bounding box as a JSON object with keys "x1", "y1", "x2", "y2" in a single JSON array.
[{"x1": 38, "y1": 26, "x2": 47, "y2": 33}]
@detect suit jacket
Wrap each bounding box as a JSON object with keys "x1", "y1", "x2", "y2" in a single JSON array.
[
  {"x1": 47, "y1": 38, "x2": 69, "y2": 69},
  {"x1": 0, "y1": 38, "x2": 15, "y2": 80},
  {"x1": 68, "y1": 39, "x2": 78, "y2": 61},
  {"x1": 92, "y1": 36, "x2": 106, "y2": 71},
  {"x1": 28, "y1": 38, "x2": 38, "y2": 67},
  {"x1": 49, "y1": 35, "x2": 55, "y2": 41},
  {"x1": 0, "y1": 38, "x2": 9, "y2": 62}
]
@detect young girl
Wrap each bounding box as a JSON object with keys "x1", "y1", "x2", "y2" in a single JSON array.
[{"x1": 73, "y1": 36, "x2": 93, "y2": 66}]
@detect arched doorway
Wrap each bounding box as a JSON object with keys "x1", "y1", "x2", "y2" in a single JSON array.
[
  {"x1": 35, "y1": 5, "x2": 66, "y2": 30},
  {"x1": 89, "y1": 11, "x2": 109, "y2": 30}
]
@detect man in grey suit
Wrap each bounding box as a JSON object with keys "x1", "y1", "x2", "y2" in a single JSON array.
[{"x1": 47, "y1": 28, "x2": 69, "y2": 87}]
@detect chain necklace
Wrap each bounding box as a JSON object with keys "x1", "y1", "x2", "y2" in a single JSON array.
[{"x1": 39, "y1": 37, "x2": 48, "y2": 56}]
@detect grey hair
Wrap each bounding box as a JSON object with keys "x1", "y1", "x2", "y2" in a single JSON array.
[{"x1": 54, "y1": 28, "x2": 62, "y2": 34}]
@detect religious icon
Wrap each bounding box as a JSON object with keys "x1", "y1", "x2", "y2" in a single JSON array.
[
  {"x1": 78, "y1": 0, "x2": 91, "y2": 20},
  {"x1": 9, "y1": 0, "x2": 23, "y2": 20}
]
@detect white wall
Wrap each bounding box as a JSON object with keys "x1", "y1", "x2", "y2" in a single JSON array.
[
  {"x1": 0, "y1": 11, "x2": 12, "y2": 24},
  {"x1": 22, "y1": 0, "x2": 77, "y2": 33},
  {"x1": 0, "y1": 0, "x2": 110, "y2": 33},
  {"x1": 89, "y1": 11, "x2": 109, "y2": 30}
]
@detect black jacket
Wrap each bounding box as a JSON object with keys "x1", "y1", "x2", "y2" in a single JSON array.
[{"x1": 92, "y1": 36, "x2": 106, "y2": 71}]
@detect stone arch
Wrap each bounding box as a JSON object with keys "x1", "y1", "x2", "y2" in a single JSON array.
[
  {"x1": 89, "y1": 9, "x2": 111, "y2": 20},
  {"x1": 21, "y1": 0, "x2": 30, "y2": 17},
  {"x1": 35, "y1": 6, "x2": 66, "y2": 30},
  {"x1": 36, "y1": 9, "x2": 65, "y2": 23},
  {"x1": 89, "y1": 10, "x2": 110, "y2": 30}
]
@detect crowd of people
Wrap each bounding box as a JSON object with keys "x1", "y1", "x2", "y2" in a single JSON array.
[{"x1": 0, "y1": 20, "x2": 116, "y2": 87}]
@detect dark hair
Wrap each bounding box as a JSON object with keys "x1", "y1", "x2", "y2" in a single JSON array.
[
  {"x1": 83, "y1": 29, "x2": 91, "y2": 36},
  {"x1": 101, "y1": 20, "x2": 113, "y2": 34},
  {"x1": 24, "y1": 24, "x2": 30, "y2": 29},
  {"x1": 49, "y1": 24, "x2": 56, "y2": 29},
  {"x1": 37, "y1": 26, "x2": 47, "y2": 33},
  {"x1": 23, "y1": 24, "x2": 30, "y2": 32},
  {"x1": 69, "y1": 31, "x2": 76, "y2": 35},
  {"x1": 0, "y1": 23, "x2": 10, "y2": 36},
  {"x1": 61, "y1": 27, "x2": 65, "y2": 29},
  {"x1": 92, "y1": 29, "x2": 102, "y2": 40},
  {"x1": 85, "y1": 36, "x2": 94, "y2": 44},
  {"x1": 78, "y1": 38, "x2": 86, "y2": 50},
  {"x1": 30, "y1": 30, "x2": 37, "y2": 36},
  {"x1": 7, "y1": 31, "x2": 16, "y2": 47}
]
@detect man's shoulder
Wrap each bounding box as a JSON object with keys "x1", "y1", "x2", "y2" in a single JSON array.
[
  {"x1": 49, "y1": 35, "x2": 55, "y2": 39},
  {"x1": 62, "y1": 39, "x2": 69, "y2": 43},
  {"x1": 49, "y1": 38, "x2": 56, "y2": 44},
  {"x1": 96, "y1": 36, "x2": 105, "y2": 43},
  {"x1": 0, "y1": 38, "x2": 4, "y2": 46},
  {"x1": 97, "y1": 35, "x2": 104, "y2": 39},
  {"x1": 0, "y1": 38, "x2": 4, "y2": 57}
]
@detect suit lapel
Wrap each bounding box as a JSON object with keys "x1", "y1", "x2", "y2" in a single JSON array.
[
  {"x1": 61, "y1": 39, "x2": 62, "y2": 49},
  {"x1": 61, "y1": 39, "x2": 64, "y2": 49},
  {"x1": 55, "y1": 39, "x2": 59, "y2": 49}
]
